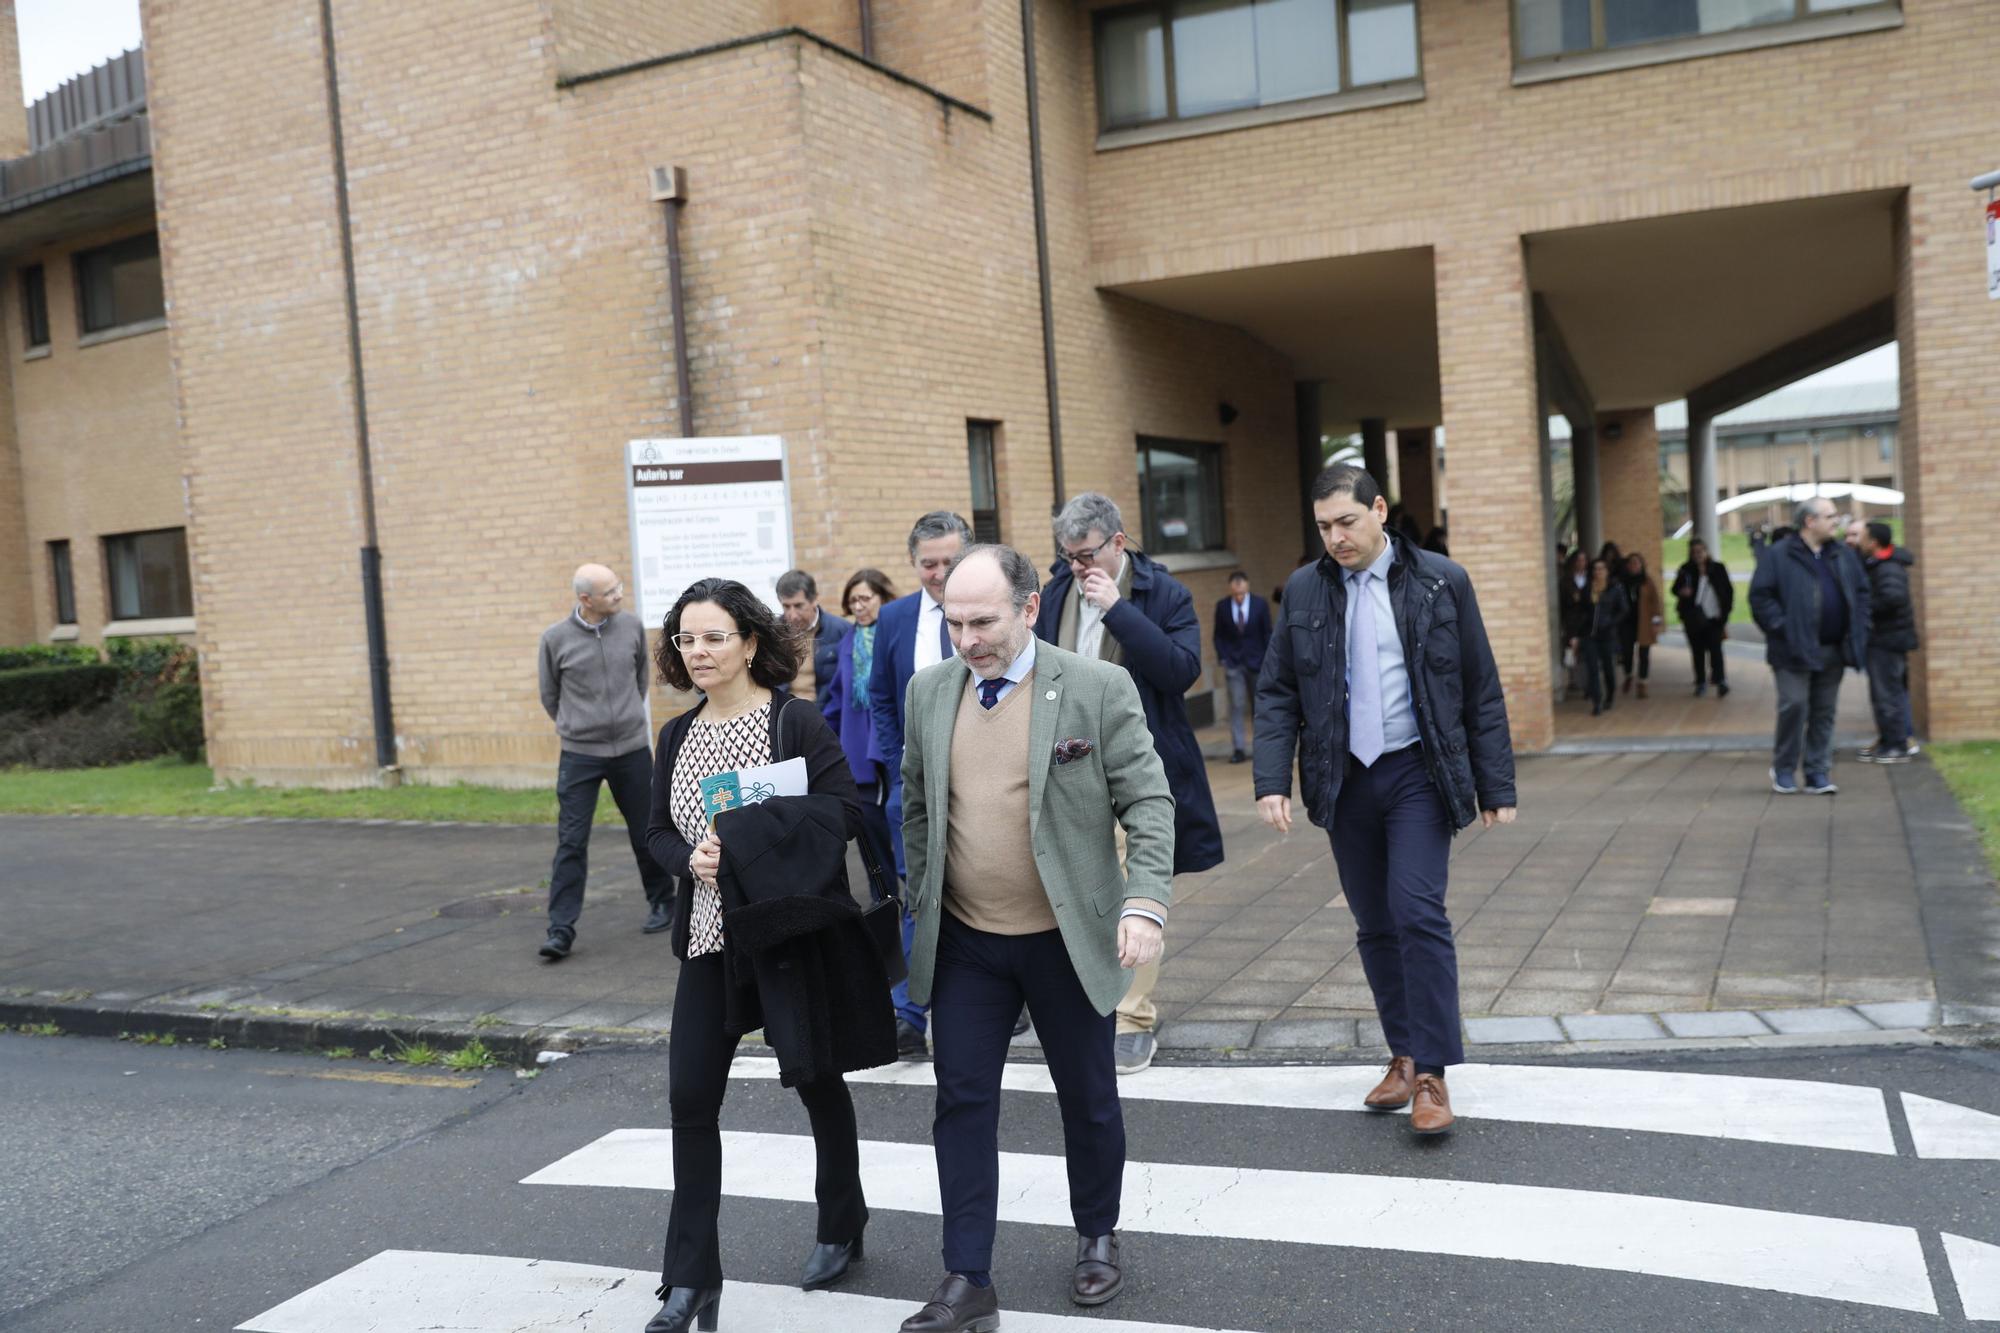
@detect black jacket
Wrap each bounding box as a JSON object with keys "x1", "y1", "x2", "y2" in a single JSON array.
[
  {"x1": 1580, "y1": 582, "x2": 1628, "y2": 642},
  {"x1": 810, "y1": 611, "x2": 850, "y2": 700},
  {"x1": 1865, "y1": 546, "x2": 1918, "y2": 653},
  {"x1": 1671, "y1": 559, "x2": 1734, "y2": 635},
  {"x1": 1748, "y1": 534, "x2": 1870, "y2": 673},
  {"x1": 1254, "y1": 532, "x2": 1516, "y2": 833}
]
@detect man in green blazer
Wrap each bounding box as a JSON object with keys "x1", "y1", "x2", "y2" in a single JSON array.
[{"x1": 895, "y1": 544, "x2": 1175, "y2": 1333}]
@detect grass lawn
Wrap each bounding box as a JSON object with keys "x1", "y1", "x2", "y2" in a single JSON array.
[
  {"x1": 1932, "y1": 742, "x2": 2000, "y2": 879},
  {"x1": 0, "y1": 757, "x2": 621, "y2": 824}
]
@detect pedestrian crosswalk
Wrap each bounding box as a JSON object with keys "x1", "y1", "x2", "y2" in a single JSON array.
[{"x1": 238, "y1": 1056, "x2": 2000, "y2": 1331}]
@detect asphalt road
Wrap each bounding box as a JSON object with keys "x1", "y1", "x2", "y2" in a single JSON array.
[{"x1": 6, "y1": 1032, "x2": 2000, "y2": 1331}]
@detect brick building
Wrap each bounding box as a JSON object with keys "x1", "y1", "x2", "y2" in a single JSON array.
[{"x1": 0, "y1": 0, "x2": 1993, "y2": 786}]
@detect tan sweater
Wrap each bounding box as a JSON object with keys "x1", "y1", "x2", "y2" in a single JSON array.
[{"x1": 943, "y1": 667, "x2": 1057, "y2": 935}]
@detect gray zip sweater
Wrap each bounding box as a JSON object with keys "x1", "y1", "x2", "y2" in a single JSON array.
[{"x1": 538, "y1": 609, "x2": 651, "y2": 757}]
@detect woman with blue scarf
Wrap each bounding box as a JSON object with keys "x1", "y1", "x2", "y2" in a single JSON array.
[{"x1": 822, "y1": 568, "x2": 898, "y2": 899}]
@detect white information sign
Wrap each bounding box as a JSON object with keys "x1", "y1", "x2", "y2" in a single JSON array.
[{"x1": 625, "y1": 436, "x2": 793, "y2": 626}]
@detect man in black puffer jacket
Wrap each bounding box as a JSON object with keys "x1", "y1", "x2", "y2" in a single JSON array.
[
  {"x1": 1748, "y1": 497, "x2": 1870, "y2": 795},
  {"x1": 1255, "y1": 464, "x2": 1516, "y2": 1138},
  {"x1": 1858, "y1": 522, "x2": 1919, "y2": 764}
]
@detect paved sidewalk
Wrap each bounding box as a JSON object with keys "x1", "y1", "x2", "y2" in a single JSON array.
[{"x1": 2, "y1": 744, "x2": 1992, "y2": 1061}]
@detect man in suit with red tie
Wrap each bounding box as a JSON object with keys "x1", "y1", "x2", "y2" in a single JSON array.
[{"x1": 1213, "y1": 570, "x2": 1272, "y2": 764}]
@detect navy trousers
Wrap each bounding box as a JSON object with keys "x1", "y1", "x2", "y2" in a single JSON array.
[
  {"x1": 1328, "y1": 746, "x2": 1464, "y2": 1069},
  {"x1": 547, "y1": 746, "x2": 673, "y2": 938},
  {"x1": 929, "y1": 913, "x2": 1124, "y2": 1274}
]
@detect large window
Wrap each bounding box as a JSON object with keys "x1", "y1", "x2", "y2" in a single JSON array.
[
  {"x1": 1516, "y1": 0, "x2": 1898, "y2": 63},
  {"x1": 49, "y1": 540, "x2": 75, "y2": 625},
  {"x1": 1137, "y1": 437, "x2": 1227, "y2": 555},
  {"x1": 20, "y1": 264, "x2": 49, "y2": 349},
  {"x1": 104, "y1": 527, "x2": 192, "y2": 621},
  {"x1": 967, "y1": 421, "x2": 1003, "y2": 544},
  {"x1": 74, "y1": 233, "x2": 165, "y2": 335},
  {"x1": 1096, "y1": 0, "x2": 1419, "y2": 132}
]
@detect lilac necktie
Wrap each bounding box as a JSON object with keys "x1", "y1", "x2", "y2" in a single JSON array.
[
  {"x1": 1348, "y1": 569, "x2": 1384, "y2": 767},
  {"x1": 936, "y1": 607, "x2": 952, "y2": 661}
]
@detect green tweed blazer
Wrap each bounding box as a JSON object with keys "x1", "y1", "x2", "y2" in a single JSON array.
[{"x1": 900, "y1": 640, "x2": 1176, "y2": 1016}]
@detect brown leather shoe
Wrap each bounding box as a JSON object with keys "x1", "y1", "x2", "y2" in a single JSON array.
[
  {"x1": 900, "y1": 1274, "x2": 1001, "y2": 1332},
  {"x1": 1362, "y1": 1056, "x2": 1415, "y2": 1110},
  {"x1": 1410, "y1": 1073, "x2": 1454, "y2": 1135},
  {"x1": 1073, "y1": 1232, "x2": 1122, "y2": 1306}
]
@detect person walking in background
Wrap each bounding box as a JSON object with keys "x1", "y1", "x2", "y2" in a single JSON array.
[
  {"x1": 535, "y1": 563, "x2": 676, "y2": 961},
  {"x1": 777, "y1": 569, "x2": 849, "y2": 706},
  {"x1": 1557, "y1": 549, "x2": 1590, "y2": 701},
  {"x1": 823, "y1": 568, "x2": 900, "y2": 893},
  {"x1": 1858, "y1": 522, "x2": 1919, "y2": 764},
  {"x1": 1672, "y1": 538, "x2": 1733, "y2": 698},
  {"x1": 1749, "y1": 498, "x2": 1870, "y2": 795},
  {"x1": 1618, "y1": 552, "x2": 1663, "y2": 699},
  {"x1": 1212, "y1": 570, "x2": 1272, "y2": 765},
  {"x1": 1033, "y1": 492, "x2": 1223, "y2": 1076},
  {"x1": 1573, "y1": 559, "x2": 1627, "y2": 717},
  {"x1": 869, "y1": 511, "x2": 974, "y2": 1057}
]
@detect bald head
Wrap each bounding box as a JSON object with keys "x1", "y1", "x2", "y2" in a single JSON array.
[
  {"x1": 572, "y1": 563, "x2": 625, "y2": 624},
  {"x1": 943, "y1": 544, "x2": 1040, "y2": 680}
]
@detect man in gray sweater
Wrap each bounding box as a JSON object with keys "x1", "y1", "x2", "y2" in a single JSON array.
[{"x1": 536, "y1": 563, "x2": 674, "y2": 960}]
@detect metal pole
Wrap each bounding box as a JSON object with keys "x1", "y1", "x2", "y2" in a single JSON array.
[
  {"x1": 1019, "y1": 0, "x2": 1065, "y2": 511},
  {"x1": 664, "y1": 196, "x2": 695, "y2": 438}
]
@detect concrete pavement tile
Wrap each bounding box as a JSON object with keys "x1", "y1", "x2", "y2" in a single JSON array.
[
  {"x1": 486, "y1": 998, "x2": 595, "y2": 1026},
  {"x1": 1234, "y1": 957, "x2": 1335, "y2": 983},
  {"x1": 544, "y1": 1002, "x2": 656, "y2": 1030},
  {"x1": 1202, "y1": 980, "x2": 1313, "y2": 1006},
  {"x1": 1156, "y1": 1019, "x2": 1258, "y2": 1050},
  {"x1": 1598, "y1": 992, "x2": 1707, "y2": 1014},
  {"x1": 1854, "y1": 1000, "x2": 1940, "y2": 1029},
  {"x1": 1757, "y1": 1006, "x2": 1876, "y2": 1035},
  {"x1": 1715, "y1": 973, "x2": 1823, "y2": 1000},
  {"x1": 1253, "y1": 1018, "x2": 1359, "y2": 1048},
  {"x1": 1823, "y1": 978, "x2": 1935, "y2": 1003},
  {"x1": 1355, "y1": 1018, "x2": 1387, "y2": 1048},
  {"x1": 1180, "y1": 1003, "x2": 1286, "y2": 1021},
  {"x1": 1508, "y1": 967, "x2": 1615, "y2": 990},
  {"x1": 1607, "y1": 969, "x2": 1715, "y2": 995},
  {"x1": 1166, "y1": 956, "x2": 1259, "y2": 980},
  {"x1": 1943, "y1": 1004, "x2": 2000, "y2": 1026},
  {"x1": 1463, "y1": 1015, "x2": 1565, "y2": 1044},
  {"x1": 625, "y1": 1007, "x2": 676, "y2": 1033},
  {"x1": 1490, "y1": 988, "x2": 1602, "y2": 1016},
  {"x1": 1296, "y1": 981, "x2": 1380, "y2": 1008},
  {"x1": 1659, "y1": 1010, "x2": 1771, "y2": 1037},
  {"x1": 1559, "y1": 1013, "x2": 1667, "y2": 1040}
]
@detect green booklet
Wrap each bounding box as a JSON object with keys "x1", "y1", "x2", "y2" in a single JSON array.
[{"x1": 699, "y1": 756, "x2": 808, "y2": 828}]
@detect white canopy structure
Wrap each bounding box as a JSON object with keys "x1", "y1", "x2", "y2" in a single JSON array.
[{"x1": 1673, "y1": 482, "x2": 1904, "y2": 538}]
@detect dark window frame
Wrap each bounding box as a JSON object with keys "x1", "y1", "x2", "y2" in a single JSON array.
[
  {"x1": 1511, "y1": 0, "x2": 1901, "y2": 66},
  {"x1": 49, "y1": 540, "x2": 75, "y2": 625},
  {"x1": 1092, "y1": 0, "x2": 1423, "y2": 134},
  {"x1": 1136, "y1": 436, "x2": 1229, "y2": 555},
  {"x1": 102, "y1": 526, "x2": 193, "y2": 621},
  {"x1": 967, "y1": 420, "x2": 1004, "y2": 544},
  {"x1": 72, "y1": 232, "x2": 165, "y2": 336},
  {"x1": 20, "y1": 263, "x2": 50, "y2": 349}
]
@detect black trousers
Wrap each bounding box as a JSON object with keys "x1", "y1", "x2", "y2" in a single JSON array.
[
  {"x1": 854, "y1": 780, "x2": 898, "y2": 904},
  {"x1": 930, "y1": 913, "x2": 1123, "y2": 1274},
  {"x1": 1579, "y1": 638, "x2": 1619, "y2": 707},
  {"x1": 1329, "y1": 747, "x2": 1463, "y2": 1069},
  {"x1": 547, "y1": 746, "x2": 672, "y2": 937},
  {"x1": 1687, "y1": 628, "x2": 1727, "y2": 686},
  {"x1": 660, "y1": 953, "x2": 866, "y2": 1288}
]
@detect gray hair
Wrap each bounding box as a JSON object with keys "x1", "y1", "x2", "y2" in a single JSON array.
[
  {"x1": 1053, "y1": 492, "x2": 1124, "y2": 549},
  {"x1": 948, "y1": 543, "x2": 1040, "y2": 612},
  {"x1": 774, "y1": 568, "x2": 816, "y2": 600},
  {"x1": 1793, "y1": 498, "x2": 1832, "y2": 527},
  {"x1": 906, "y1": 510, "x2": 974, "y2": 560}
]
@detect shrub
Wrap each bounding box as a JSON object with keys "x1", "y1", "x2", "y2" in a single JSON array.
[
  {"x1": 134, "y1": 680, "x2": 205, "y2": 764},
  {"x1": 0, "y1": 664, "x2": 121, "y2": 719},
  {"x1": 0, "y1": 643, "x2": 100, "y2": 671},
  {"x1": 106, "y1": 637, "x2": 196, "y2": 687},
  {"x1": 0, "y1": 701, "x2": 155, "y2": 769}
]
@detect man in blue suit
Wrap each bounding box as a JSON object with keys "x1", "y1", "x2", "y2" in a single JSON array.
[
  {"x1": 870, "y1": 509, "x2": 973, "y2": 1056},
  {"x1": 1213, "y1": 570, "x2": 1272, "y2": 764},
  {"x1": 1034, "y1": 492, "x2": 1223, "y2": 1074}
]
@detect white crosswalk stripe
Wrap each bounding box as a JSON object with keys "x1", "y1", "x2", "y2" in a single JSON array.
[{"x1": 1904, "y1": 1091, "x2": 2000, "y2": 1161}]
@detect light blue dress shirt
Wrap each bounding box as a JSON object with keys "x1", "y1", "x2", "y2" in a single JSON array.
[
  {"x1": 979, "y1": 635, "x2": 1036, "y2": 706},
  {"x1": 1346, "y1": 541, "x2": 1421, "y2": 753}
]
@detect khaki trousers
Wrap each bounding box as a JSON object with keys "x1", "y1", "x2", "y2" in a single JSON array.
[{"x1": 1110, "y1": 823, "x2": 1162, "y2": 1035}]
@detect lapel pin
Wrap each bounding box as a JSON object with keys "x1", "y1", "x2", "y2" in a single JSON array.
[{"x1": 1045, "y1": 690, "x2": 1057, "y2": 700}]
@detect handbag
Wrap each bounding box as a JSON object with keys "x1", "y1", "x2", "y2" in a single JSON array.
[{"x1": 858, "y1": 845, "x2": 908, "y2": 987}]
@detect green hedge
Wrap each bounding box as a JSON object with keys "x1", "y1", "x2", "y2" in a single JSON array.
[
  {"x1": 0, "y1": 664, "x2": 121, "y2": 719},
  {"x1": 0, "y1": 643, "x2": 100, "y2": 671}
]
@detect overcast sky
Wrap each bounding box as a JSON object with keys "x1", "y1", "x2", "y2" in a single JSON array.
[{"x1": 18, "y1": 0, "x2": 142, "y2": 104}]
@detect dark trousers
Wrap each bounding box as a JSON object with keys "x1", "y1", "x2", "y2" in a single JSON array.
[
  {"x1": 854, "y1": 780, "x2": 898, "y2": 905},
  {"x1": 1867, "y1": 645, "x2": 1911, "y2": 748},
  {"x1": 1329, "y1": 746, "x2": 1463, "y2": 1069},
  {"x1": 1774, "y1": 645, "x2": 1845, "y2": 779},
  {"x1": 660, "y1": 953, "x2": 865, "y2": 1288},
  {"x1": 1579, "y1": 637, "x2": 1619, "y2": 707},
  {"x1": 1619, "y1": 640, "x2": 1650, "y2": 682},
  {"x1": 930, "y1": 914, "x2": 1123, "y2": 1273},
  {"x1": 547, "y1": 746, "x2": 672, "y2": 937},
  {"x1": 1688, "y1": 629, "x2": 1727, "y2": 686},
  {"x1": 886, "y1": 782, "x2": 930, "y2": 1032}
]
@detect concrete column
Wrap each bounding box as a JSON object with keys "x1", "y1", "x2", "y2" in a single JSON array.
[
  {"x1": 1571, "y1": 424, "x2": 1601, "y2": 557},
  {"x1": 1687, "y1": 412, "x2": 1719, "y2": 557},
  {"x1": 1295, "y1": 382, "x2": 1323, "y2": 554},
  {"x1": 1397, "y1": 428, "x2": 1438, "y2": 533},
  {"x1": 1596, "y1": 409, "x2": 1663, "y2": 579},
  {"x1": 1435, "y1": 235, "x2": 1551, "y2": 750},
  {"x1": 1360, "y1": 417, "x2": 1389, "y2": 490}
]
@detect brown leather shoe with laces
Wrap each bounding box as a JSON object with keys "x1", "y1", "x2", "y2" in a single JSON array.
[
  {"x1": 1362, "y1": 1056, "x2": 1415, "y2": 1110},
  {"x1": 1410, "y1": 1073, "x2": 1454, "y2": 1135}
]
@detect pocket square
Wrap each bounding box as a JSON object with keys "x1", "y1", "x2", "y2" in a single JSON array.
[{"x1": 1053, "y1": 737, "x2": 1095, "y2": 765}]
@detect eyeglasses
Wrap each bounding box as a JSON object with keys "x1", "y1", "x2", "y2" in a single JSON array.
[
  {"x1": 1060, "y1": 537, "x2": 1115, "y2": 565},
  {"x1": 670, "y1": 630, "x2": 745, "y2": 652}
]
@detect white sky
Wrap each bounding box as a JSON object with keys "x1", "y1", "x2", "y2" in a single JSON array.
[
  {"x1": 1785, "y1": 342, "x2": 1898, "y2": 389},
  {"x1": 17, "y1": 0, "x2": 142, "y2": 105}
]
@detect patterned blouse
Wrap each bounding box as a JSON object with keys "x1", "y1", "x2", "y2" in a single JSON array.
[{"x1": 669, "y1": 698, "x2": 774, "y2": 958}]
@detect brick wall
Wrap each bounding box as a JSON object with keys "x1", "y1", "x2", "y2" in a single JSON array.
[{"x1": 1596, "y1": 409, "x2": 1664, "y2": 586}]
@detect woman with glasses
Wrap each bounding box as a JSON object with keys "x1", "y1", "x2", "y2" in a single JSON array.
[
  {"x1": 822, "y1": 568, "x2": 899, "y2": 900},
  {"x1": 642, "y1": 578, "x2": 874, "y2": 1333}
]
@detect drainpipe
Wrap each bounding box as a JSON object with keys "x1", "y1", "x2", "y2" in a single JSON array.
[
  {"x1": 858, "y1": 0, "x2": 875, "y2": 61},
  {"x1": 652, "y1": 165, "x2": 694, "y2": 437},
  {"x1": 317, "y1": 0, "x2": 397, "y2": 776},
  {"x1": 1018, "y1": 0, "x2": 1065, "y2": 510}
]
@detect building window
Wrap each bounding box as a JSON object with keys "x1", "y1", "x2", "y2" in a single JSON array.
[
  {"x1": 20, "y1": 264, "x2": 49, "y2": 349},
  {"x1": 1516, "y1": 0, "x2": 1899, "y2": 63},
  {"x1": 49, "y1": 540, "x2": 75, "y2": 625},
  {"x1": 1137, "y1": 437, "x2": 1227, "y2": 554},
  {"x1": 74, "y1": 233, "x2": 165, "y2": 335},
  {"x1": 104, "y1": 527, "x2": 192, "y2": 620},
  {"x1": 967, "y1": 421, "x2": 1003, "y2": 544},
  {"x1": 1095, "y1": 0, "x2": 1419, "y2": 132}
]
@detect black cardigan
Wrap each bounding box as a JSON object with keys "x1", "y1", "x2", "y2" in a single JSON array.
[{"x1": 646, "y1": 693, "x2": 864, "y2": 961}]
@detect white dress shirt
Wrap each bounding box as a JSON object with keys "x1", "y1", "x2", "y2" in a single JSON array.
[{"x1": 914, "y1": 591, "x2": 948, "y2": 671}]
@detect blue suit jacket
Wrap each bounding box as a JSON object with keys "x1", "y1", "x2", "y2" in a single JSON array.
[
  {"x1": 1213, "y1": 593, "x2": 1272, "y2": 675},
  {"x1": 867, "y1": 591, "x2": 929, "y2": 873}
]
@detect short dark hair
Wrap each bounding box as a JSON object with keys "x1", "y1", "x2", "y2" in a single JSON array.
[
  {"x1": 653, "y1": 578, "x2": 800, "y2": 692},
  {"x1": 1866, "y1": 521, "x2": 1893, "y2": 547},
  {"x1": 775, "y1": 569, "x2": 816, "y2": 601},
  {"x1": 1309, "y1": 463, "x2": 1382, "y2": 507},
  {"x1": 841, "y1": 567, "x2": 896, "y2": 614},
  {"x1": 907, "y1": 510, "x2": 974, "y2": 560},
  {"x1": 1228, "y1": 570, "x2": 1249, "y2": 583},
  {"x1": 947, "y1": 543, "x2": 1040, "y2": 611}
]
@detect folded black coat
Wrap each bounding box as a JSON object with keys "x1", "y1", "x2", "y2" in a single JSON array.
[{"x1": 714, "y1": 793, "x2": 896, "y2": 1087}]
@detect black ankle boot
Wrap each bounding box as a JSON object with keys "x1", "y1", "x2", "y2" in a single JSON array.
[
  {"x1": 801, "y1": 1232, "x2": 864, "y2": 1290},
  {"x1": 647, "y1": 1284, "x2": 721, "y2": 1332}
]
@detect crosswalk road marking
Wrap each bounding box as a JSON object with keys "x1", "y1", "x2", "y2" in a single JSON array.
[
  {"x1": 1904, "y1": 1091, "x2": 2000, "y2": 1160},
  {"x1": 234, "y1": 1250, "x2": 1261, "y2": 1333},
  {"x1": 524, "y1": 1128, "x2": 1938, "y2": 1315},
  {"x1": 1946, "y1": 1234, "x2": 2000, "y2": 1322},
  {"x1": 728, "y1": 1057, "x2": 1899, "y2": 1155}
]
